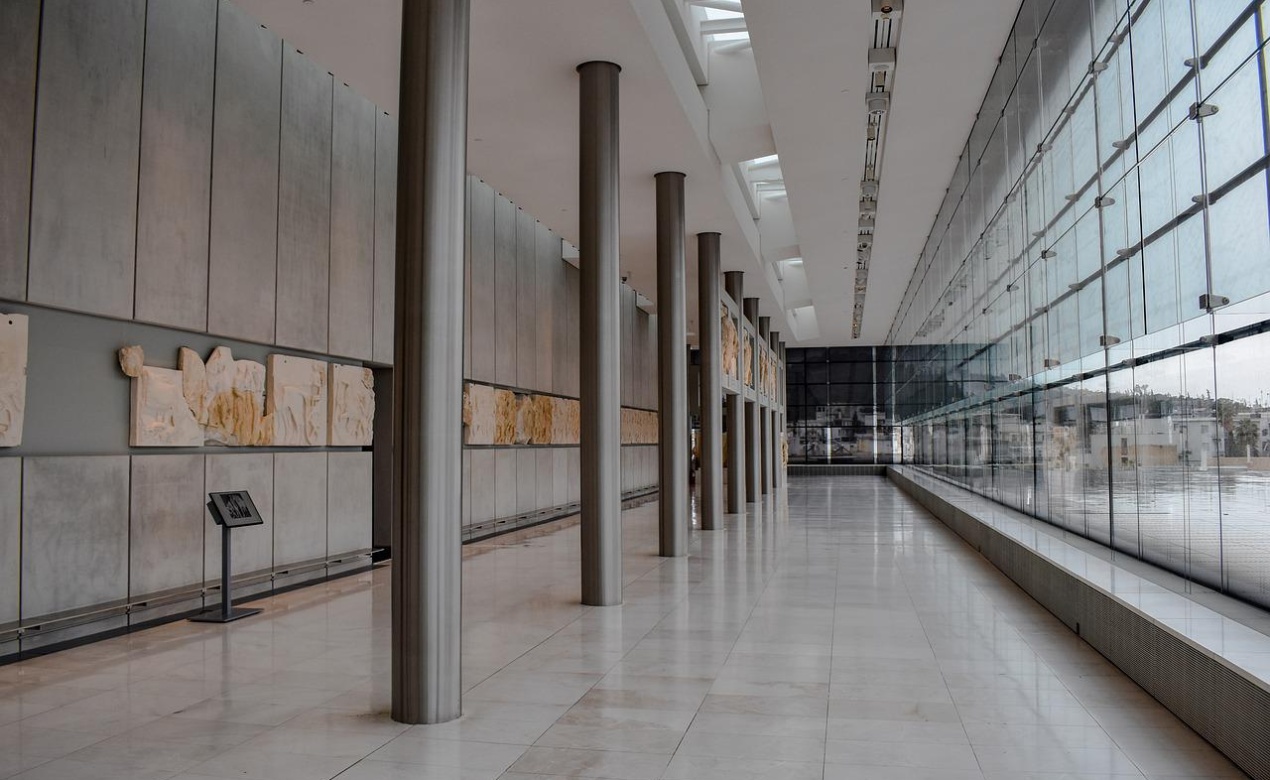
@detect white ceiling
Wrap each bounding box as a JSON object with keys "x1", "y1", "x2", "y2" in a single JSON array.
[
  {"x1": 230, "y1": 0, "x2": 1019, "y2": 347},
  {"x1": 744, "y1": 0, "x2": 1021, "y2": 345}
]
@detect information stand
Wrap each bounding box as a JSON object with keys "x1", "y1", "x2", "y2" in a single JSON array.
[{"x1": 191, "y1": 491, "x2": 265, "y2": 623}]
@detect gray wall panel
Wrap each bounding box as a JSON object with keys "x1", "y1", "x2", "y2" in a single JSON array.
[
  {"x1": 516, "y1": 209, "x2": 538, "y2": 390},
  {"x1": 469, "y1": 449, "x2": 495, "y2": 524},
  {"x1": 328, "y1": 451, "x2": 371, "y2": 554},
  {"x1": 463, "y1": 177, "x2": 473, "y2": 376},
  {"x1": 372, "y1": 112, "x2": 397, "y2": 364},
  {"x1": 208, "y1": 0, "x2": 281, "y2": 344},
  {"x1": 494, "y1": 194, "x2": 517, "y2": 385},
  {"x1": 469, "y1": 179, "x2": 496, "y2": 382},
  {"x1": 621, "y1": 287, "x2": 633, "y2": 407},
  {"x1": 205, "y1": 453, "x2": 273, "y2": 579},
  {"x1": 21, "y1": 456, "x2": 130, "y2": 618},
  {"x1": 494, "y1": 449, "x2": 516, "y2": 518},
  {"x1": 568, "y1": 447, "x2": 581, "y2": 503},
  {"x1": 275, "y1": 44, "x2": 332, "y2": 353},
  {"x1": 564, "y1": 265, "x2": 580, "y2": 397},
  {"x1": 273, "y1": 452, "x2": 328, "y2": 566},
  {"x1": 134, "y1": 0, "x2": 216, "y2": 331},
  {"x1": 328, "y1": 84, "x2": 375, "y2": 360},
  {"x1": 0, "y1": 0, "x2": 39, "y2": 301},
  {"x1": 553, "y1": 449, "x2": 568, "y2": 507},
  {"x1": 27, "y1": 0, "x2": 144, "y2": 319},
  {"x1": 461, "y1": 449, "x2": 471, "y2": 528},
  {"x1": 0, "y1": 459, "x2": 19, "y2": 626},
  {"x1": 536, "y1": 225, "x2": 556, "y2": 393},
  {"x1": 536, "y1": 449, "x2": 554, "y2": 511},
  {"x1": 129, "y1": 454, "x2": 205, "y2": 598},
  {"x1": 516, "y1": 449, "x2": 536, "y2": 514}
]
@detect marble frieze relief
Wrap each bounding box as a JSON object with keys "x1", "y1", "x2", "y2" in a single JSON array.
[
  {"x1": 0, "y1": 313, "x2": 30, "y2": 447},
  {"x1": 743, "y1": 332, "x2": 754, "y2": 388},
  {"x1": 721, "y1": 304, "x2": 738, "y2": 380},
  {"x1": 119, "y1": 344, "x2": 374, "y2": 448},
  {"x1": 462, "y1": 381, "x2": 654, "y2": 446}
]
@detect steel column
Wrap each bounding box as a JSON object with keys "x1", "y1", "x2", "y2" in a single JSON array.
[
  {"x1": 697, "y1": 233, "x2": 723, "y2": 530},
  {"x1": 655, "y1": 172, "x2": 688, "y2": 557},
  {"x1": 743, "y1": 298, "x2": 761, "y2": 502},
  {"x1": 757, "y1": 316, "x2": 771, "y2": 496},
  {"x1": 578, "y1": 61, "x2": 623, "y2": 606},
  {"x1": 391, "y1": 0, "x2": 469, "y2": 726},
  {"x1": 770, "y1": 330, "x2": 781, "y2": 488},
  {"x1": 724, "y1": 272, "x2": 745, "y2": 513}
]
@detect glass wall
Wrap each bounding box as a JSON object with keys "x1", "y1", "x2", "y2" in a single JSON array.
[
  {"x1": 887, "y1": 0, "x2": 1270, "y2": 608},
  {"x1": 785, "y1": 347, "x2": 893, "y2": 464}
]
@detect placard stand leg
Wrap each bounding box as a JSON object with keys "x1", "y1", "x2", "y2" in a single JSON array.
[{"x1": 191, "y1": 524, "x2": 262, "y2": 623}]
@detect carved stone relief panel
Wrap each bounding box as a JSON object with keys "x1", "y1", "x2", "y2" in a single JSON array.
[
  {"x1": 511, "y1": 393, "x2": 561, "y2": 445},
  {"x1": 743, "y1": 333, "x2": 754, "y2": 387},
  {"x1": 462, "y1": 382, "x2": 498, "y2": 445},
  {"x1": 721, "y1": 304, "x2": 738, "y2": 380},
  {"x1": 463, "y1": 382, "x2": 586, "y2": 446},
  {"x1": 492, "y1": 387, "x2": 517, "y2": 445},
  {"x1": 551, "y1": 397, "x2": 580, "y2": 445},
  {"x1": 130, "y1": 365, "x2": 203, "y2": 447},
  {"x1": 0, "y1": 313, "x2": 28, "y2": 447},
  {"x1": 528, "y1": 394, "x2": 554, "y2": 444},
  {"x1": 328, "y1": 363, "x2": 374, "y2": 446},
  {"x1": 120, "y1": 344, "x2": 375, "y2": 448},
  {"x1": 267, "y1": 354, "x2": 328, "y2": 446},
  {"x1": 182, "y1": 346, "x2": 271, "y2": 446},
  {"x1": 620, "y1": 408, "x2": 659, "y2": 445}
]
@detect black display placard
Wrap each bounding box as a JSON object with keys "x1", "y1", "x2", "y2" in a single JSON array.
[{"x1": 207, "y1": 490, "x2": 265, "y2": 528}]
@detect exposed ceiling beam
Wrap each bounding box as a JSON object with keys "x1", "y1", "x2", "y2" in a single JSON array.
[
  {"x1": 686, "y1": 0, "x2": 745, "y2": 13},
  {"x1": 701, "y1": 18, "x2": 748, "y2": 34},
  {"x1": 713, "y1": 38, "x2": 754, "y2": 53}
]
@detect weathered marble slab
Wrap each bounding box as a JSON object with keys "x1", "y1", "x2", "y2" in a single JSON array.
[
  {"x1": 328, "y1": 363, "x2": 374, "y2": 446},
  {"x1": 515, "y1": 394, "x2": 555, "y2": 445},
  {"x1": 551, "y1": 397, "x2": 580, "y2": 445},
  {"x1": 528, "y1": 394, "x2": 554, "y2": 444},
  {"x1": 267, "y1": 354, "x2": 328, "y2": 446},
  {"x1": 462, "y1": 382, "x2": 498, "y2": 445},
  {"x1": 130, "y1": 365, "x2": 203, "y2": 447},
  {"x1": 721, "y1": 306, "x2": 741, "y2": 381},
  {"x1": 620, "y1": 408, "x2": 659, "y2": 445},
  {"x1": 462, "y1": 382, "x2": 522, "y2": 446},
  {"x1": 464, "y1": 382, "x2": 584, "y2": 446},
  {"x1": 180, "y1": 346, "x2": 270, "y2": 446},
  {"x1": 743, "y1": 333, "x2": 754, "y2": 387},
  {"x1": 0, "y1": 313, "x2": 28, "y2": 447}
]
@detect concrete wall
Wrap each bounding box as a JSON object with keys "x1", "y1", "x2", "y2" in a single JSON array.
[
  {"x1": 0, "y1": 0, "x2": 661, "y2": 655},
  {"x1": 461, "y1": 178, "x2": 659, "y2": 539},
  {"x1": 0, "y1": 0, "x2": 386, "y2": 657}
]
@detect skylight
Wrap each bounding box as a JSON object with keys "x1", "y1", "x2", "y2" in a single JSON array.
[{"x1": 690, "y1": 0, "x2": 749, "y2": 46}]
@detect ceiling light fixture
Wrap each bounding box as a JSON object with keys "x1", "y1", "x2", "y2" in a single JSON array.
[{"x1": 851, "y1": 0, "x2": 903, "y2": 339}]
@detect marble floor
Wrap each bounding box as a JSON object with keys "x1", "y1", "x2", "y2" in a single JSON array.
[{"x1": 0, "y1": 477, "x2": 1250, "y2": 779}]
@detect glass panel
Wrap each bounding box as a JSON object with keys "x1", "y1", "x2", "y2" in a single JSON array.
[
  {"x1": 1208, "y1": 172, "x2": 1270, "y2": 306},
  {"x1": 1214, "y1": 331, "x2": 1270, "y2": 604},
  {"x1": 876, "y1": 0, "x2": 1270, "y2": 609}
]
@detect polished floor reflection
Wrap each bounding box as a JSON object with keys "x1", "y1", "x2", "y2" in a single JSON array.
[{"x1": 0, "y1": 477, "x2": 1248, "y2": 779}]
